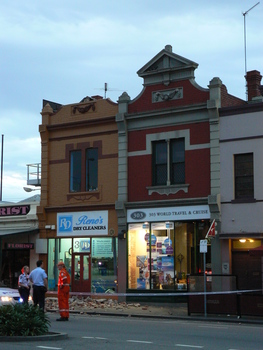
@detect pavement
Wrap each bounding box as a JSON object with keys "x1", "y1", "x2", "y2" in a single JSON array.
[{"x1": 46, "y1": 297, "x2": 263, "y2": 325}]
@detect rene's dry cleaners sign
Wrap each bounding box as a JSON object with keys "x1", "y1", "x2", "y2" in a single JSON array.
[{"x1": 57, "y1": 211, "x2": 108, "y2": 237}]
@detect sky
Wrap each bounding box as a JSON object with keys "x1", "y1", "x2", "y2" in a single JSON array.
[{"x1": 0, "y1": 0, "x2": 262, "y2": 202}]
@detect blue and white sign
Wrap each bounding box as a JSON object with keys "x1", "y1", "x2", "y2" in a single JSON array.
[
  {"x1": 127, "y1": 205, "x2": 210, "y2": 223},
  {"x1": 57, "y1": 211, "x2": 108, "y2": 237}
]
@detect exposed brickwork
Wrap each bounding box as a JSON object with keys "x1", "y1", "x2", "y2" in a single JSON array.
[
  {"x1": 246, "y1": 70, "x2": 263, "y2": 101},
  {"x1": 221, "y1": 84, "x2": 246, "y2": 107}
]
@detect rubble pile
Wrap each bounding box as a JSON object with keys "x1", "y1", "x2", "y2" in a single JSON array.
[{"x1": 45, "y1": 296, "x2": 144, "y2": 313}]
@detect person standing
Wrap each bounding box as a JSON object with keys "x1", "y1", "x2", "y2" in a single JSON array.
[
  {"x1": 18, "y1": 265, "x2": 30, "y2": 304},
  {"x1": 56, "y1": 261, "x2": 70, "y2": 321},
  {"x1": 29, "y1": 260, "x2": 48, "y2": 310}
]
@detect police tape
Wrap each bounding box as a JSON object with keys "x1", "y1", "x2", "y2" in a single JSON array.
[{"x1": 46, "y1": 289, "x2": 262, "y2": 298}]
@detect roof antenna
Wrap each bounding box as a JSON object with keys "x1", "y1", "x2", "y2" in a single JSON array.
[
  {"x1": 243, "y1": 2, "x2": 260, "y2": 100},
  {"x1": 104, "y1": 83, "x2": 108, "y2": 99}
]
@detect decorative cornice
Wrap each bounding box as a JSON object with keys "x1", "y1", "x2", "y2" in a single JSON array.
[
  {"x1": 72, "y1": 103, "x2": 95, "y2": 114},
  {"x1": 153, "y1": 88, "x2": 183, "y2": 103}
]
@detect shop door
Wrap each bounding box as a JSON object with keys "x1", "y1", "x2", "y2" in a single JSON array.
[{"x1": 72, "y1": 254, "x2": 91, "y2": 292}]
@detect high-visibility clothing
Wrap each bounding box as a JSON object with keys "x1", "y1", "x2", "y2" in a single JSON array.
[{"x1": 58, "y1": 267, "x2": 71, "y2": 318}]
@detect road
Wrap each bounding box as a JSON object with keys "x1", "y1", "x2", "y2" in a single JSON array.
[{"x1": 0, "y1": 313, "x2": 263, "y2": 349}]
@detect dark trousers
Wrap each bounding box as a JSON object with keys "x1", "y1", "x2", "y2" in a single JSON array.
[
  {"x1": 33, "y1": 285, "x2": 46, "y2": 310},
  {"x1": 19, "y1": 287, "x2": 30, "y2": 304}
]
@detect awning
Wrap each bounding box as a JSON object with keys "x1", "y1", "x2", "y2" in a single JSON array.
[
  {"x1": 0, "y1": 228, "x2": 39, "y2": 237},
  {"x1": 249, "y1": 245, "x2": 263, "y2": 256}
]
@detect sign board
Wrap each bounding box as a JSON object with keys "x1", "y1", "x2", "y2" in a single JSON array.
[
  {"x1": 200, "y1": 239, "x2": 208, "y2": 253},
  {"x1": 57, "y1": 211, "x2": 108, "y2": 237},
  {"x1": 6, "y1": 243, "x2": 34, "y2": 249},
  {"x1": 127, "y1": 205, "x2": 210, "y2": 223},
  {"x1": 0, "y1": 205, "x2": 30, "y2": 217}
]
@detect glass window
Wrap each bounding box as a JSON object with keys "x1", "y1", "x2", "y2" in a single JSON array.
[
  {"x1": 70, "y1": 150, "x2": 81, "y2": 192},
  {"x1": 171, "y1": 138, "x2": 185, "y2": 184},
  {"x1": 153, "y1": 141, "x2": 167, "y2": 185},
  {"x1": 234, "y1": 153, "x2": 254, "y2": 199},
  {"x1": 152, "y1": 139, "x2": 185, "y2": 186},
  {"x1": 91, "y1": 238, "x2": 118, "y2": 293},
  {"x1": 128, "y1": 221, "x2": 211, "y2": 291},
  {"x1": 86, "y1": 148, "x2": 98, "y2": 191},
  {"x1": 47, "y1": 238, "x2": 72, "y2": 291}
]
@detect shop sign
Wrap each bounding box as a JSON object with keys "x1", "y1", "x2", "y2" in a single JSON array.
[
  {"x1": 92, "y1": 238, "x2": 114, "y2": 257},
  {"x1": 0, "y1": 205, "x2": 30, "y2": 217},
  {"x1": 5, "y1": 243, "x2": 34, "y2": 249},
  {"x1": 57, "y1": 211, "x2": 108, "y2": 237},
  {"x1": 127, "y1": 205, "x2": 210, "y2": 222}
]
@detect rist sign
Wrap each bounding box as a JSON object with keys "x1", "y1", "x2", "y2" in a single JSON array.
[{"x1": 200, "y1": 239, "x2": 208, "y2": 253}]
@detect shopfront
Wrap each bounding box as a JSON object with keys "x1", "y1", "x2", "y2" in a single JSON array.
[
  {"x1": 47, "y1": 210, "x2": 118, "y2": 294},
  {"x1": 0, "y1": 199, "x2": 40, "y2": 288},
  {"x1": 127, "y1": 205, "x2": 211, "y2": 292}
]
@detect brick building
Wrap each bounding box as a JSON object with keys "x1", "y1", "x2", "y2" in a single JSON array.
[
  {"x1": 38, "y1": 96, "x2": 119, "y2": 293},
  {"x1": 115, "y1": 45, "x2": 245, "y2": 297}
]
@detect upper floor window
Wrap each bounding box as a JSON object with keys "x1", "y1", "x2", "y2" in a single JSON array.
[
  {"x1": 86, "y1": 148, "x2": 98, "y2": 191},
  {"x1": 234, "y1": 153, "x2": 254, "y2": 199},
  {"x1": 70, "y1": 150, "x2": 81, "y2": 192},
  {"x1": 152, "y1": 138, "x2": 185, "y2": 186},
  {"x1": 70, "y1": 148, "x2": 98, "y2": 192}
]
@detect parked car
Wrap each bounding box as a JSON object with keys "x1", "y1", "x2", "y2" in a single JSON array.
[{"x1": 0, "y1": 282, "x2": 32, "y2": 306}]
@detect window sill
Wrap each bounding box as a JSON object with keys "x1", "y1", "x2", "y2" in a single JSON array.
[
  {"x1": 231, "y1": 198, "x2": 256, "y2": 204},
  {"x1": 147, "y1": 184, "x2": 189, "y2": 196},
  {"x1": 67, "y1": 189, "x2": 100, "y2": 201}
]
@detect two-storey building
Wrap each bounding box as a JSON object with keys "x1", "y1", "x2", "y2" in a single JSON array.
[
  {"x1": 115, "y1": 45, "x2": 245, "y2": 297},
  {"x1": 38, "y1": 96, "x2": 119, "y2": 293}
]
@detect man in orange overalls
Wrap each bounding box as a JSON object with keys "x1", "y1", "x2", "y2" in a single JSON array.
[{"x1": 56, "y1": 261, "x2": 70, "y2": 321}]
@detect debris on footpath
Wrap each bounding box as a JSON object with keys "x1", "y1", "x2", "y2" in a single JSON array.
[{"x1": 45, "y1": 296, "x2": 146, "y2": 313}]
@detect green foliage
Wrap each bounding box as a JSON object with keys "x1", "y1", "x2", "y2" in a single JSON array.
[{"x1": 0, "y1": 304, "x2": 50, "y2": 336}]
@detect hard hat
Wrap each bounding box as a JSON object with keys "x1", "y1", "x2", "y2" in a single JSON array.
[{"x1": 57, "y1": 261, "x2": 65, "y2": 267}]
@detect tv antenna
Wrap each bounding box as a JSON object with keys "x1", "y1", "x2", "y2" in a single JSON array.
[
  {"x1": 95, "y1": 83, "x2": 123, "y2": 99},
  {"x1": 243, "y1": 2, "x2": 260, "y2": 98}
]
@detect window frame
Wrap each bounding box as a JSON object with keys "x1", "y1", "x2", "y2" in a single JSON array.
[
  {"x1": 152, "y1": 138, "x2": 185, "y2": 186},
  {"x1": 70, "y1": 150, "x2": 82, "y2": 192},
  {"x1": 234, "y1": 152, "x2": 254, "y2": 199}
]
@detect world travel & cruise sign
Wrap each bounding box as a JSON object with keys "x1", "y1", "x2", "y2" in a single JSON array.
[{"x1": 127, "y1": 205, "x2": 210, "y2": 222}]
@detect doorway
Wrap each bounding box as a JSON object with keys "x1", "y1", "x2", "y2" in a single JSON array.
[{"x1": 71, "y1": 253, "x2": 91, "y2": 292}]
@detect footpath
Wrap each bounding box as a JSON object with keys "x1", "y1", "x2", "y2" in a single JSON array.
[{"x1": 46, "y1": 296, "x2": 263, "y2": 325}]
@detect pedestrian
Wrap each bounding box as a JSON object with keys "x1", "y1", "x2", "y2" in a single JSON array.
[
  {"x1": 18, "y1": 265, "x2": 31, "y2": 304},
  {"x1": 29, "y1": 260, "x2": 48, "y2": 310},
  {"x1": 56, "y1": 261, "x2": 70, "y2": 321}
]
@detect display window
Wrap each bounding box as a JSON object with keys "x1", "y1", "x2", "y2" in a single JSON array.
[
  {"x1": 128, "y1": 221, "x2": 210, "y2": 291},
  {"x1": 47, "y1": 237, "x2": 118, "y2": 293}
]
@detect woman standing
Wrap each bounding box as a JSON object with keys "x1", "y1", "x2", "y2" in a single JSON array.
[{"x1": 18, "y1": 265, "x2": 30, "y2": 304}]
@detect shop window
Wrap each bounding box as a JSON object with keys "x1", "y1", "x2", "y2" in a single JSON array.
[
  {"x1": 234, "y1": 153, "x2": 254, "y2": 199},
  {"x1": 47, "y1": 238, "x2": 72, "y2": 291},
  {"x1": 128, "y1": 222, "x2": 190, "y2": 291},
  {"x1": 91, "y1": 238, "x2": 118, "y2": 293},
  {"x1": 152, "y1": 138, "x2": 185, "y2": 186},
  {"x1": 69, "y1": 148, "x2": 98, "y2": 192}
]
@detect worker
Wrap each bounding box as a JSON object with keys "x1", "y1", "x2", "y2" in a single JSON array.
[
  {"x1": 56, "y1": 261, "x2": 71, "y2": 321},
  {"x1": 18, "y1": 265, "x2": 31, "y2": 304}
]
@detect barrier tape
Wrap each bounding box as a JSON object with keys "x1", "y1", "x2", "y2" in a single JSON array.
[{"x1": 46, "y1": 289, "x2": 262, "y2": 298}]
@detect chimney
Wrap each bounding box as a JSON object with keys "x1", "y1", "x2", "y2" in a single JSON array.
[{"x1": 246, "y1": 70, "x2": 262, "y2": 101}]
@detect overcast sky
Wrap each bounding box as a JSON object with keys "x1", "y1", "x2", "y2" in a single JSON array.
[{"x1": 0, "y1": 0, "x2": 262, "y2": 202}]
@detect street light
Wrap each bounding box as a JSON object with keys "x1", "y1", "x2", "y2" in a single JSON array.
[{"x1": 23, "y1": 187, "x2": 41, "y2": 193}]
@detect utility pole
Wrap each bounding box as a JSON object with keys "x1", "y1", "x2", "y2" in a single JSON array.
[{"x1": 243, "y1": 2, "x2": 260, "y2": 99}]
